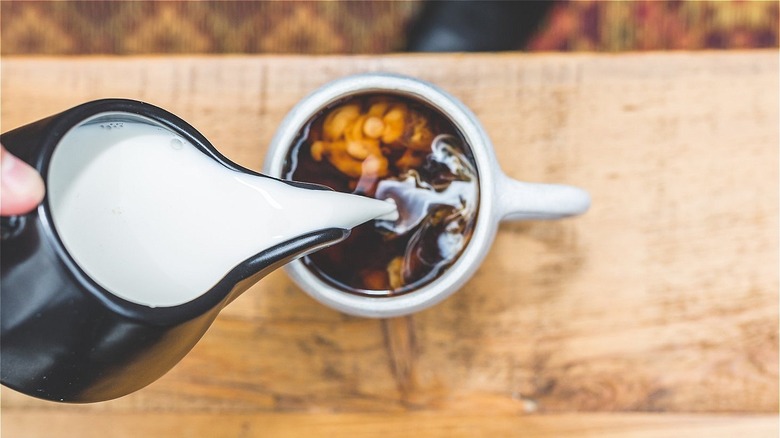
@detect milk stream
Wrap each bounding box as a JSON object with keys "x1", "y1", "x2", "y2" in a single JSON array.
[
  {"x1": 47, "y1": 117, "x2": 398, "y2": 307},
  {"x1": 374, "y1": 135, "x2": 478, "y2": 262}
]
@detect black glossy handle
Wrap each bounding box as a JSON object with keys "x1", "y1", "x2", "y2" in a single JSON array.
[
  {"x1": 1, "y1": 215, "x2": 26, "y2": 240},
  {"x1": 1, "y1": 114, "x2": 57, "y2": 243}
]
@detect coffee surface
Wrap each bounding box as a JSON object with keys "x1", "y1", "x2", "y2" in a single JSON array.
[{"x1": 284, "y1": 94, "x2": 480, "y2": 296}]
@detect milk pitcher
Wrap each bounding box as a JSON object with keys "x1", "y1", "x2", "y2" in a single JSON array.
[{"x1": 0, "y1": 99, "x2": 393, "y2": 403}]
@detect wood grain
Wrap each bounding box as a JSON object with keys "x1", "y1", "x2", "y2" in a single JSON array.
[
  {"x1": 1, "y1": 52, "x2": 777, "y2": 436},
  {"x1": 1, "y1": 412, "x2": 777, "y2": 438}
]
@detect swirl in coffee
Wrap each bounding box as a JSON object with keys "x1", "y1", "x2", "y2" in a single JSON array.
[{"x1": 283, "y1": 93, "x2": 480, "y2": 296}]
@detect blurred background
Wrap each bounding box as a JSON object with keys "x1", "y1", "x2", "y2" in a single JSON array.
[
  {"x1": 1, "y1": 0, "x2": 777, "y2": 56},
  {"x1": 1, "y1": 3, "x2": 777, "y2": 437}
]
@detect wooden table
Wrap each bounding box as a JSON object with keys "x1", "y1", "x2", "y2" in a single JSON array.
[{"x1": 1, "y1": 52, "x2": 777, "y2": 437}]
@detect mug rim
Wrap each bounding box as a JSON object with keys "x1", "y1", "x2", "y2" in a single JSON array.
[{"x1": 264, "y1": 72, "x2": 501, "y2": 318}]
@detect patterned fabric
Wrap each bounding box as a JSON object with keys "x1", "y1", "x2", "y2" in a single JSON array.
[
  {"x1": 529, "y1": 0, "x2": 779, "y2": 51},
  {"x1": 0, "y1": 1, "x2": 422, "y2": 55},
  {"x1": 0, "y1": 0, "x2": 777, "y2": 55}
]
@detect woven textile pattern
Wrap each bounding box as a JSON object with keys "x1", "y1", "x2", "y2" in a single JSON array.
[
  {"x1": 0, "y1": 1, "x2": 421, "y2": 55},
  {"x1": 0, "y1": 1, "x2": 777, "y2": 55}
]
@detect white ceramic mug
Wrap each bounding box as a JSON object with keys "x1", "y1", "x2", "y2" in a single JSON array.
[{"x1": 264, "y1": 73, "x2": 590, "y2": 318}]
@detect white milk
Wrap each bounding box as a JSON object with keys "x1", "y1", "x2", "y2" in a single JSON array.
[{"x1": 48, "y1": 115, "x2": 397, "y2": 307}]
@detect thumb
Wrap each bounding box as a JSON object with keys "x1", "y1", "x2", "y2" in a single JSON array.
[{"x1": 1, "y1": 146, "x2": 45, "y2": 216}]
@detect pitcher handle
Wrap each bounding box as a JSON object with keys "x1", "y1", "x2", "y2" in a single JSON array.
[{"x1": 497, "y1": 172, "x2": 591, "y2": 221}]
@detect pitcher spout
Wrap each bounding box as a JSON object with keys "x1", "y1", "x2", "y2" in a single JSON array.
[{"x1": 217, "y1": 226, "x2": 351, "y2": 305}]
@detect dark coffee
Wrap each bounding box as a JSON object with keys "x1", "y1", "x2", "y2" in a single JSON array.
[{"x1": 282, "y1": 93, "x2": 480, "y2": 296}]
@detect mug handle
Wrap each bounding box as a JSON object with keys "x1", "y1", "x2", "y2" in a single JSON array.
[{"x1": 497, "y1": 172, "x2": 591, "y2": 221}]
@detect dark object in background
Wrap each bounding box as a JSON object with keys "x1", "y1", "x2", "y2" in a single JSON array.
[{"x1": 406, "y1": 0, "x2": 555, "y2": 52}]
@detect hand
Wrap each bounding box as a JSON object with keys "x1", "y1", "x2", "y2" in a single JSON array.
[{"x1": 1, "y1": 145, "x2": 45, "y2": 216}]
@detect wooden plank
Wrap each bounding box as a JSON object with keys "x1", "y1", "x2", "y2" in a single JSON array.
[
  {"x1": 1, "y1": 52, "x2": 777, "y2": 427},
  {"x1": 1, "y1": 412, "x2": 777, "y2": 438}
]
